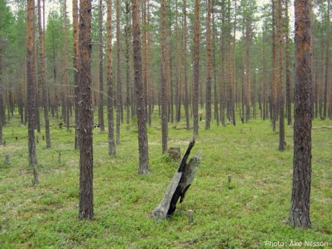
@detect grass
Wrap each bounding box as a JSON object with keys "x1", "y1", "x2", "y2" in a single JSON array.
[{"x1": 0, "y1": 110, "x2": 331, "y2": 248}]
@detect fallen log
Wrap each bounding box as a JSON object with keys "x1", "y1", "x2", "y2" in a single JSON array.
[{"x1": 152, "y1": 136, "x2": 202, "y2": 220}]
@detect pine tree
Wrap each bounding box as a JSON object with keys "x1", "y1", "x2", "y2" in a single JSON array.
[
  {"x1": 132, "y1": 0, "x2": 150, "y2": 174},
  {"x1": 289, "y1": 0, "x2": 312, "y2": 228}
]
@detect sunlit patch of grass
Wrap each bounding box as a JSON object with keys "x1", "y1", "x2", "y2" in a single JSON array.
[{"x1": 0, "y1": 111, "x2": 331, "y2": 248}]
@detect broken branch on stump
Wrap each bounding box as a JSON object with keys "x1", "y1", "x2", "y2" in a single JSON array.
[{"x1": 152, "y1": 136, "x2": 202, "y2": 220}]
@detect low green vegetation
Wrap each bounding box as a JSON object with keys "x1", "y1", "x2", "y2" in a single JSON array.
[{"x1": 0, "y1": 111, "x2": 331, "y2": 248}]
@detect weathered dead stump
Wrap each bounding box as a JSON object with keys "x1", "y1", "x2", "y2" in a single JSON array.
[
  {"x1": 152, "y1": 136, "x2": 202, "y2": 220},
  {"x1": 168, "y1": 147, "x2": 181, "y2": 162},
  {"x1": 4, "y1": 155, "x2": 10, "y2": 165}
]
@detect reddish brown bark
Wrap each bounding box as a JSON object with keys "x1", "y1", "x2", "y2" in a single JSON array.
[
  {"x1": 78, "y1": 0, "x2": 94, "y2": 219},
  {"x1": 132, "y1": 0, "x2": 150, "y2": 174},
  {"x1": 289, "y1": 0, "x2": 312, "y2": 228}
]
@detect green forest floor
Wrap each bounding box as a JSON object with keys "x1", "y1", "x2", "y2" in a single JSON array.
[{"x1": 0, "y1": 110, "x2": 331, "y2": 248}]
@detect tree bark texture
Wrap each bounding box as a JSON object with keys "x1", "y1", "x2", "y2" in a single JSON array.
[
  {"x1": 205, "y1": 0, "x2": 212, "y2": 130},
  {"x1": 116, "y1": 0, "x2": 121, "y2": 145},
  {"x1": 323, "y1": 1, "x2": 329, "y2": 119},
  {"x1": 107, "y1": 0, "x2": 116, "y2": 156},
  {"x1": 27, "y1": 0, "x2": 39, "y2": 184},
  {"x1": 183, "y1": 0, "x2": 190, "y2": 130},
  {"x1": 38, "y1": 0, "x2": 51, "y2": 148},
  {"x1": 285, "y1": 0, "x2": 292, "y2": 125},
  {"x1": 98, "y1": 0, "x2": 105, "y2": 132},
  {"x1": 73, "y1": 0, "x2": 80, "y2": 149},
  {"x1": 125, "y1": 2, "x2": 131, "y2": 125},
  {"x1": 277, "y1": 0, "x2": 285, "y2": 150},
  {"x1": 63, "y1": 0, "x2": 69, "y2": 131},
  {"x1": 289, "y1": 0, "x2": 312, "y2": 228},
  {"x1": 193, "y1": 0, "x2": 200, "y2": 135},
  {"x1": 78, "y1": 0, "x2": 94, "y2": 219},
  {"x1": 161, "y1": 0, "x2": 168, "y2": 153},
  {"x1": 132, "y1": 0, "x2": 150, "y2": 174}
]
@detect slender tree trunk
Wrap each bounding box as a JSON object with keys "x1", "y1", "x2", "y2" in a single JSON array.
[
  {"x1": 78, "y1": 0, "x2": 94, "y2": 219},
  {"x1": 193, "y1": 0, "x2": 200, "y2": 135},
  {"x1": 98, "y1": 0, "x2": 105, "y2": 131},
  {"x1": 289, "y1": 0, "x2": 312, "y2": 228},
  {"x1": 212, "y1": 4, "x2": 219, "y2": 126},
  {"x1": 33, "y1": 18, "x2": 40, "y2": 133},
  {"x1": 277, "y1": 0, "x2": 284, "y2": 150},
  {"x1": 132, "y1": 0, "x2": 150, "y2": 174},
  {"x1": 125, "y1": 2, "x2": 131, "y2": 125},
  {"x1": 183, "y1": 0, "x2": 189, "y2": 130},
  {"x1": 161, "y1": 0, "x2": 168, "y2": 153},
  {"x1": 175, "y1": 0, "x2": 181, "y2": 123},
  {"x1": 116, "y1": 0, "x2": 121, "y2": 144},
  {"x1": 205, "y1": 0, "x2": 212, "y2": 130},
  {"x1": 245, "y1": 22, "x2": 251, "y2": 123},
  {"x1": 73, "y1": 0, "x2": 80, "y2": 149},
  {"x1": 147, "y1": 0, "x2": 153, "y2": 127},
  {"x1": 232, "y1": 0, "x2": 237, "y2": 125},
  {"x1": 27, "y1": 0, "x2": 39, "y2": 184},
  {"x1": 271, "y1": 0, "x2": 277, "y2": 131},
  {"x1": 107, "y1": 0, "x2": 116, "y2": 156},
  {"x1": 262, "y1": 29, "x2": 267, "y2": 121},
  {"x1": 323, "y1": 1, "x2": 330, "y2": 119},
  {"x1": 38, "y1": 0, "x2": 51, "y2": 148},
  {"x1": 63, "y1": 0, "x2": 69, "y2": 131},
  {"x1": 285, "y1": 0, "x2": 292, "y2": 125},
  {"x1": 220, "y1": 0, "x2": 226, "y2": 126}
]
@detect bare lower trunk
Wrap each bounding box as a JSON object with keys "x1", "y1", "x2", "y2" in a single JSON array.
[
  {"x1": 27, "y1": 0, "x2": 39, "y2": 184},
  {"x1": 107, "y1": 0, "x2": 116, "y2": 156},
  {"x1": 78, "y1": 0, "x2": 94, "y2": 219},
  {"x1": 289, "y1": 0, "x2": 312, "y2": 228},
  {"x1": 132, "y1": 0, "x2": 150, "y2": 174}
]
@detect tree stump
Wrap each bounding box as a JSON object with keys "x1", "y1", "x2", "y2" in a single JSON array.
[
  {"x1": 168, "y1": 147, "x2": 181, "y2": 162},
  {"x1": 4, "y1": 155, "x2": 10, "y2": 165},
  {"x1": 152, "y1": 136, "x2": 202, "y2": 220}
]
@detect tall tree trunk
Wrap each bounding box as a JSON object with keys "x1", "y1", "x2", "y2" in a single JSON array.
[
  {"x1": 132, "y1": 0, "x2": 150, "y2": 174},
  {"x1": 277, "y1": 0, "x2": 285, "y2": 150},
  {"x1": 98, "y1": 0, "x2": 105, "y2": 131},
  {"x1": 205, "y1": 0, "x2": 212, "y2": 130},
  {"x1": 220, "y1": 0, "x2": 226, "y2": 126},
  {"x1": 27, "y1": 0, "x2": 39, "y2": 184},
  {"x1": 107, "y1": 0, "x2": 116, "y2": 156},
  {"x1": 73, "y1": 0, "x2": 80, "y2": 149},
  {"x1": 125, "y1": 2, "x2": 131, "y2": 125},
  {"x1": 289, "y1": 0, "x2": 312, "y2": 228},
  {"x1": 78, "y1": 0, "x2": 94, "y2": 219},
  {"x1": 262, "y1": 28, "x2": 267, "y2": 121},
  {"x1": 245, "y1": 21, "x2": 251, "y2": 123},
  {"x1": 175, "y1": 0, "x2": 181, "y2": 123},
  {"x1": 212, "y1": 3, "x2": 219, "y2": 126},
  {"x1": 161, "y1": 0, "x2": 168, "y2": 153},
  {"x1": 193, "y1": 0, "x2": 200, "y2": 135},
  {"x1": 232, "y1": 0, "x2": 237, "y2": 125},
  {"x1": 63, "y1": 0, "x2": 69, "y2": 131},
  {"x1": 38, "y1": 0, "x2": 51, "y2": 148},
  {"x1": 116, "y1": 0, "x2": 121, "y2": 144},
  {"x1": 183, "y1": 0, "x2": 190, "y2": 130},
  {"x1": 285, "y1": 0, "x2": 292, "y2": 125},
  {"x1": 323, "y1": 0, "x2": 330, "y2": 119},
  {"x1": 271, "y1": 0, "x2": 277, "y2": 131},
  {"x1": 147, "y1": 0, "x2": 153, "y2": 126},
  {"x1": 33, "y1": 17, "x2": 41, "y2": 133}
]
